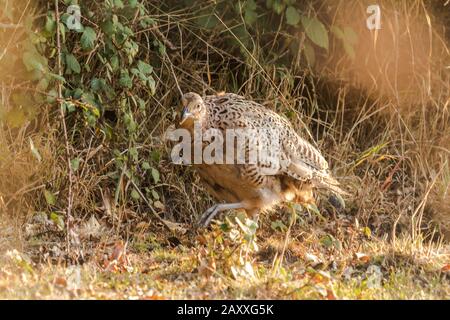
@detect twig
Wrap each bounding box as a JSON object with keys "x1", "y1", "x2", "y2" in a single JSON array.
[
  {"x1": 0, "y1": 23, "x2": 22, "y2": 29},
  {"x1": 154, "y1": 26, "x2": 177, "y2": 50},
  {"x1": 274, "y1": 204, "x2": 296, "y2": 276},
  {"x1": 54, "y1": 0, "x2": 74, "y2": 254},
  {"x1": 168, "y1": 61, "x2": 183, "y2": 97}
]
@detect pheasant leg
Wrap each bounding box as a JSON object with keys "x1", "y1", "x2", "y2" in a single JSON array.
[{"x1": 198, "y1": 202, "x2": 245, "y2": 227}]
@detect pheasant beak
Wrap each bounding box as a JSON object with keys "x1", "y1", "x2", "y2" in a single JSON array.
[{"x1": 180, "y1": 106, "x2": 192, "y2": 125}]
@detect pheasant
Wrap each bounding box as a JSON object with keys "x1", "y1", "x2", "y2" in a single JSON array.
[{"x1": 177, "y1": 92, "x2": 347, "y2": 227}]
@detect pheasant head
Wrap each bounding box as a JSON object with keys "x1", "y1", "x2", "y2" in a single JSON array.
[{"x1": 179, "y1": 92, "x2": 206, "y2": 128}]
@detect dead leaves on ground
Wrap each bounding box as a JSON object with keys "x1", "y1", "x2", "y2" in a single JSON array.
[{"x1": 100, "y1": 240, "x2": 133, "y2": 273}]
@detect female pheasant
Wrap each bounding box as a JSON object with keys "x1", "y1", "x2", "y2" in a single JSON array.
[{"x1": 178, "y1": 92, "x2": 347, "y2": 227}]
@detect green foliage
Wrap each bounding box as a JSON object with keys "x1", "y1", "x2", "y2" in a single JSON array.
[
  {"x1": 44, "y1": 190, "x2": 56, "y2": 206},
  {"x1": 70, "y1": 158, "x2": 80, "y2": 171},
  {"x1": 331, "y1": 25, "x2": 358, "y2": 59},
  {"x1": 65, "y1": 54, "x2": 81, "y2": 74},
  {"x1": 300, "y1": 16, "x2": 329, "y2": 50},
  {"x1": 50, "y1": 212, "x2": 65, "y2": 230},
  {"x1": 285, "y1": 6, "x2": 300, "y2": 26}
]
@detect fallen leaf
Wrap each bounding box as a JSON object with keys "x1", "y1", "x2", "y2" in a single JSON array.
[
  {"x1": 54, "y1": 276, "x2": 67, "y2": 287},
  {"x1": 311, "y1": 270, "x2": 330, "y2": 284},
  {"x1": 103, "y1": 240, "x2": 132, "y2": 273},
  {"x1": 305, "y1": 252, "x2": 321, "y2": 266},
  {"x1": 79, "y1": 215, "x2": 102, "y2": 238},
  {"x1": 326, "y1": 288, "x2": 337, "y2": 300},
  {"x1": 355, "y1": 252, "x2": 370, "y2": 263},
  {"x1": 141, "y1": 294, "x2": 165, "y2": 300},
  {"x1": 110, "y1": 240, "x2": 126, "y2": 262},
  {"x1": 161, "y1": 219, "x2": 187, "y2": 234}
]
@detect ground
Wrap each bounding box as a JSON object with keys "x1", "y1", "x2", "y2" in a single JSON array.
[{"x1": 1, "y1": 211, "x2": 448, "y2": 300}]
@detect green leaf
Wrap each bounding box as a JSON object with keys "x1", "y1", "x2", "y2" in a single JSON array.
[
  {"x1": 147, "y1": 75, "x2": 156, "y2": 95},
  {"x1": 137, "y1": 97, "x2": 146, "y2": 111},
  {"x1": 91, "y1": 78, "x2": 106, "y2": 92},
  {"x1": 331, "y1": 25, "x2": 357, "y2": 60},
  {"x1": 119, "y1": 70, "x2": 132, "y2": 88},
  {"x1": 271, "y1": 219, "x2": 287, "y2": 232},
  {"x1": 48, "y1": 73, "x2": 66, "y2": 83},
  {"x1": 285, "y1": 6, "x2": 300, "y2": 26},
  {"x1": 110, "y1": 55, "x2": 119, "y2": 71},
  {"x1": 129, "y1": 147, "x2": 138, "y2": 162},
  {"x1": 44, "y1": 190, "x2": 56, "y2": 206},
  {"x1": 320, "y1": 234, "x2": 334, "y2": 248},
  {"x1": 196, "y1": 13, "x2": 219, "y2": 29},
  {"x1": 140, "y1": 17, "x2": 156, "y2": 28},
  {"x1": 36, "y1": 78, "x2": 49, "y2": 92},
  {"x1": 70, "y1": 158, "x2": 80, "y2": 171},
  {"x1": 303, "y1": 42, "x2": 316, "y2": 66},
  {"x1": 157, "y1": 43, "x2": 166, "y2": 56},
  {"x1": 63, "y1": 101, "x2": 76, "y2": 113},
  {"x1": 114, "y1": 0, "x2": 124, "y2": 8},
  {"x1": 341, "y1": 27, "x2": 358, "y2": 60},
  {"x1": 243, "y1": 1, "x2": 258, "y2": 26},
  {"x1": 151, "y1": 189, "x2": 159, "y2": 200},
  {"x1": 230, "y1": 24, "x2": 251, "y2": 49},
  {"x1": 101, "y1": 19, "x2": 115, "y2": 36},
  {"x1": 44, "y1": 13, "x2": 56, "y2": 34},
  {"x1": 124, "y1": 113, "x2": 136, "y2": 133},
  {"x1": 131, "y1": 67, "x2": 140, "y2": 76},
  {"x1": 22, "y1": 51, "x2": 45, "y2": 72},
  {"x1": 305, "y1": 203, "x2": 325, "y2": 221},
  {"x1": 300, "y1": 16, "x2": 329, "y2": 50},
  {"x1": 246, "y1": 0, "x2": 257, "y2": 10},
  {"x1": 142, "y1": 161, "x2": 151, "y2": 170},
  {"x1": 46, "y1": 89, "x2": 58, "y2": 103},
  {"x1": 50, "y1": 212, "x2": 64, "y2": 230},
  {"x1": 272, "y1": 1, "x2": 285, "y2": 14},
  {"x1": 151, "y1": 168, "x2": 160, "y2": 184},
  {"x1": 363, "y1": 226, "x2": 372, "y2": 238},
  {"x1": 137, "y1": 60, "x2": 153, "y2": 74},
  {"x1": 131, "y1": 189, "x2": 141, "y2": 200},
  {"x1": 343, "y1": 26, "x2": 358, "y2": 45},
  {"x1": 244, "y1": 10, "x2": 257, "y2": 26},
  {"x1": 65, "y1": 53, "x2": 81, "y2": 74},
  {"x1": 151, "y1": 150, "x2": 160, "y2": 163},
  {"x1": 80, "y1": 27, "x2": 97, "y2": 50},
  {"x1": 330, "y1": 25, "x2": 344, "y2": 40},
  {"x1": 343, "y1": 41, "x2": 355, "y2": 59}
]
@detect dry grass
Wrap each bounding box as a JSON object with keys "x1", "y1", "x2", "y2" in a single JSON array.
[
  {"x1": 1, "y1": 216, "x2": 448, "y2": 299},
  {"x1": 0, "y1": 0, "x2": 449, "y2": 299}
]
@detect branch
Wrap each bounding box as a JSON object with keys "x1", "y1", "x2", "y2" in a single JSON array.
[{"x1": 54, "y1": 0, "x2": 74, "y2": 254}]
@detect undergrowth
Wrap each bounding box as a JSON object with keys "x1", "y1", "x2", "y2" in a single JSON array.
[{"x1": 0, "y1": 0, "x2": 448, "y2": 299}]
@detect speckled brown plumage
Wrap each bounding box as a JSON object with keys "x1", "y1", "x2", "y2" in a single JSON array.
[{"x1": 178, "y1": 92, "x2": 347, "y2": 227}]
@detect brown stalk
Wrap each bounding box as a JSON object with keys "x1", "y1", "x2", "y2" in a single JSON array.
[{"x1": 54, "y1": 0, "x2": 74, "y2": 254}]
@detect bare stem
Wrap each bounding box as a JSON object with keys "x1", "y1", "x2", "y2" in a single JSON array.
[{"x1": 54, "y1": 0, "x2": 74, "y2": 254}]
